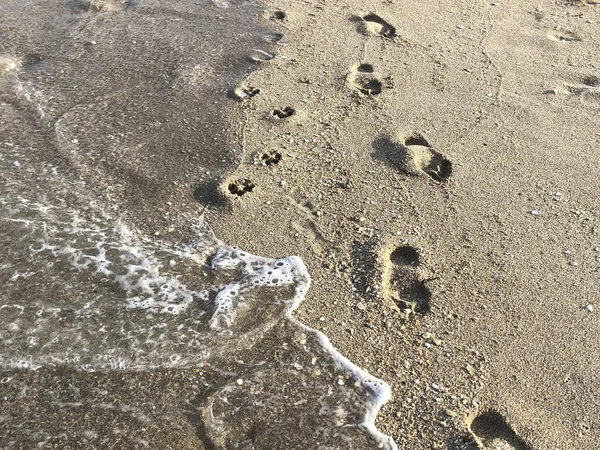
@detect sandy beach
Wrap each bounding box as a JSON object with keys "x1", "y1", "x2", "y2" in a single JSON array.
[{"x1": 1, "y1": 0, "x2": 599, "y2": 449}]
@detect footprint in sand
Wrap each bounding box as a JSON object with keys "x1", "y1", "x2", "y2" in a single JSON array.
[
  {"x1": 373, "y1": 133, "x2": 452, "y2": 182},
  {"x1": 263, "y1": 32, "x2": 284, "y2": 44},
  {"x1": 382, "y1": 245, "x2": 431, "y2": 315},
  {"x1": 248, "y1": 49, "x2": 275, "y2": 63},
  {"x1": 353, "y1": 13, "x2": 397, "y2": 39},
  {"x1": 89, "y1": 0, "x2": 131, "y2": 12},
  {"x1": 468, "y1": 411, "x2": 533, "y2": 450},
  {"x1": 546, "y1": 29, "x2": 581, "y2": 42},
  {"x1": 68, "y1": 0, "x2": 131, "y2": 13},
  {"x1": 270, "y1": 10, "x2": 286, "y2": 21},
  {"x1": 259, "y1": 150, "x2": 282, "y2": 166},
  {"x1": 348, "y1": 63, "x2": 383, "y2": 95},
  {"x1": 582, "y1": 75, "x2": 600, "y2": 86},
  {"x1": 227, "y1": 179, "x2": 255, "y2": 197},
  {"x1": 232, "y1": 84, "x2": 260, "y2": 100},
  {"x1": 544, "y1": 77, "x2": 600, "y2": 98},
  {"x1": 272, "y1": 106, "x2": 296, "y2": 119}
]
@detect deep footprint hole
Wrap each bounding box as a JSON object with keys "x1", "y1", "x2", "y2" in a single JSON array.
[
  {"x1": 397, "y1": 280, "x2": 431, "y2": 314},
  {"x1": 362, "y1": 13, "x2": 397, "y2": 38},
  {"x1": 390, "y1": 246, "x2": 420, "y2": 266},
  {"x1": 357, "y1": 77, "x2": 382, "y2": 95},
  {"x1": 260, "y1": 151, "x2": 282, "y2": 166},
  {"x1": 424, "y1": 156, "x2": 453, "y2": 182},
  {"x1": 244, "y1": 87, "x2": 260, "y2": 98},
  {"x1": 404, "y1": 135, "x2": 430, "y2": 147},
  {"x1": 272, "y1": 106, "x2": 295, "y2": 119},
  {"x1": 271, "y1": 10, "x2": 286, "y2": 21},
  {"x1": 228, "y1": 179, "x2": 255, "y2": 196},
  {"x1": 357, "y1": 63, "x2": 374, "y2": 73},
  {"x1": 582, "y1": 75, "x2": 599, "y2": 86}
]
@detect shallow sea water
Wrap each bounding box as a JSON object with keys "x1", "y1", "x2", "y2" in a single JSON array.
[{"x1": 0, "y1": 1, "x2": 396, "y2": 448}]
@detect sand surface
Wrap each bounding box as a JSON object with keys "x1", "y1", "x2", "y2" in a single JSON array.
[
  {"x1": 206, "y1": 1, "x2": 600, "y2": 448},
  {"x1": 1, "y1": 0, "x2": 600, "y2": 449}
]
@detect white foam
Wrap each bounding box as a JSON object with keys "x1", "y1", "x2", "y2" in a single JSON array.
[
  {"x1": 1, "y1": 191, "x2": 396, "y2": 448},
  {"x1": 209, "y1": 248, "x2": 308, "y2": 329}
]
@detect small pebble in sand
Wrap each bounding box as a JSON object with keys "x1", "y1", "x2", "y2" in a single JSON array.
[
  {"x1": 422, "y1": 332, "x2": 432, "y2": 339},
  {"x1": 587, "y1": 305, "x2": 594, "y2": 312},
  {"x1": 236, "y1": 378, "x2": 243, "y2": 385},
  {"x1": 530, "y1": 210, "x2": 541, "y2": 216},
  {"x1": 569, "y1": 261, "x2": 578, "y2": 267}
]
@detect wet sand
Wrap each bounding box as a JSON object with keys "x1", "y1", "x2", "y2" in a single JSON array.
[{"x1": 2, "y1": 0, "x2": 600, "y2": 449}]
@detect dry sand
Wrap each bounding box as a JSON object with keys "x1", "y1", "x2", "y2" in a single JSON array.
[
  {"x1": 1, "y1": 0, "x2": 600, "y2": 449},
  {"x1": 206, "y1": 0, "x2": 600, "y2": 448}
]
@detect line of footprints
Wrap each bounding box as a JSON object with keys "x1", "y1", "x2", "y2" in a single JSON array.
[
  {"x1": 228, "y1": 10, "x2": 531, "y2": 450},
  {"x1": 229, "y1": 12, "x2": 452, "y2": 196}
]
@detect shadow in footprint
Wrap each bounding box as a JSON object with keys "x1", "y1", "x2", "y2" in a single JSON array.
[
  {"x1": 272, "y1": 107, "x2": 295, "y2": 119},
  {"x1": 260, "y1": 150, "x2": 282, "y2": 166},
  {"x1": 383, "y1": 245, "x2": 431, "y2": 315},
  {"x1": 582, "y1": 75, "x2": 599, "y2": 86},
  {"x1": 270, "y1": 10, "x2": 286, "y2": 21},
  {"x1": 348, "y1": 63, "x2": 383, "y2": 95},
  {"x1": 352, "y1": 13, "x2": 397, "y2": 38},
  {"x1": 469, "y1": 411, "x2": 533, "y2": 450},
  {"x1": 372, "y1": 134, "x2": 452, "y2": 182},
  {"x1": 228, "y1": 179, "x2": 255, "y2": 197},
  {"x1": 390, "y1": 245, "x2": 420, "y2": 266}
]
